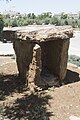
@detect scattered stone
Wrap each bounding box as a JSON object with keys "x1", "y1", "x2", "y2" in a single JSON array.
[{"x1": 69, "y1": 115, "x2": 80, "y2": 120}]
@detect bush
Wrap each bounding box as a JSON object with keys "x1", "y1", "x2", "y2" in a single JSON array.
[
  {"x1": 68, "y1": 55, "x2": 80, "y2": 67},
  {"x1": 0, "y1": 15, "x2": 4, "y2": 41}
]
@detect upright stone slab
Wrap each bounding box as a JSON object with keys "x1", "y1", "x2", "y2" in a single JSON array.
[
  {"x1": 33, "y1": 44, "x2": 42, "y2": 85},
  {"x1": 13, "y1": 40, "x2": 34, "y2": 85},
  {"x1": 41, "y1": 39, "x2": 69, "y2": 81},
  {"x1": 3, "y1": 25, "x2": 73, "y2": 87}
]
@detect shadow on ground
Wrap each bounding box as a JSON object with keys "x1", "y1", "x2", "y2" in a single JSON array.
[
  {"x1": 0, "y1": 69, "x2": 80, "y2": 100},
  {"x1": 0, "y1": 74, "x2": 27, "y2": 100},
  {"x1": 63, "y1": 69, "x2": 80, "y2": 85},
  {"x1": 0, "y1": 69, "x2": 80, "y2": 119},
  {"x1": 0, "y1": 74, "x2": 53, "y2": 120},
  {"x1": 3, "y1": 92, "x2": 53, "y2": 120}
]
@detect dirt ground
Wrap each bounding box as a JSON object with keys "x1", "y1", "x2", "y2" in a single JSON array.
[{"x1": 0, "y1": 56, "x2": 80, "y2": 120}]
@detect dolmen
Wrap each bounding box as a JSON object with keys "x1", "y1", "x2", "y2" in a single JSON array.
[{"x1": 3, "y1": 25, "x2": 73, "y2": 87}]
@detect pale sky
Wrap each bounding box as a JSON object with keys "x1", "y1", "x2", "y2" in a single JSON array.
[{"x1": 0, "y1": 0, "x2": 80, "y2": 14}]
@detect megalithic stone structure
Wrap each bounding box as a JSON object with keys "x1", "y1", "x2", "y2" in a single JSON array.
[{"x1": 3, "y1": 25, "x2": 73, "y2": 87}]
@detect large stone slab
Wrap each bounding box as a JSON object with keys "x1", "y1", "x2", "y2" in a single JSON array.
[{"x1": 3, "y1": 25, "x2": 73, "y2": 42}]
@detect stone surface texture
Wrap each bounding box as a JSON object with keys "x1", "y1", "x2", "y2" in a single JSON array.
[{"x1": 3, "y1": 25, "x2": 73, "y2": 42}]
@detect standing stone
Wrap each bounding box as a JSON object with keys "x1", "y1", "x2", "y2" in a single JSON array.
[
  {"x1": 13, "y1": 40, "x2": 34, "y2": 85},
  {"x1": 34, "y1": 44, "x2": 42, "y2": 86},
  {"x1": 40, "y1": 39, "x2": 70, "y2": 81}
]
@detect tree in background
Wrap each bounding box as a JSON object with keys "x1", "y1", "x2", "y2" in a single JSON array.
[
  {"x1": 1, "y1": 11, "x2": 80, "y2": 28},
  {"x1": 0, "y1": 15, "x2": 4, "y2": 41}
]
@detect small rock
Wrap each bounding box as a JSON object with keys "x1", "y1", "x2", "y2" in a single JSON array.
[{"x1": 69, "y1": 115, "x2": 80, "y2": 120}]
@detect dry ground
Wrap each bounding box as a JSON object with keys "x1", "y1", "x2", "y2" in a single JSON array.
[{"x1": 0, "y1": 56, "x2": 80, "y2": 120}]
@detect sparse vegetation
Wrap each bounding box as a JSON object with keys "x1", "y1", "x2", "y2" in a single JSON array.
[{"x1": 68, "y1": 55, "x2": 80, "y2": 67}]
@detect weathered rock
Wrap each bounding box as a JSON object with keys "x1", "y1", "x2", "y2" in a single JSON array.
[
  {"x1": 28, "y1": 44, "x2": 42, "y2": 86},
  {"x1": 13, "y1": 40, "x2": 34, "y2": 85},
  {"x1": 3, "y1": 25, "x2": 73, "y2": 42},
  {"x1": 3, "y1": 25, "x2": 73, "y2": 87},
  {"x1": 40, "y1": 39, "x2": 70, "y2": 85},
  {"x1": 69, "y1": 115, "x2": 80, "y2": 120}
]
